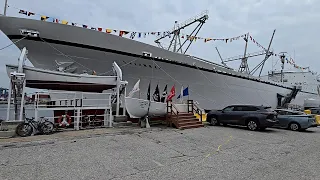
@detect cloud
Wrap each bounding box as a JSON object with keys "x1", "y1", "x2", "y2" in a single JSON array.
[{"x1": 0, "y1": 0, "x2": 319, "y2": 92}]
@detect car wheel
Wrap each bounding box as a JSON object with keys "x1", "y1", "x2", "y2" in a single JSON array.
[
  {"x1": 247, "y1": 120, "x2": 258, "y2": 131},
  {"x1": 289, "y1": 123, "x2": 300, "y2": 131},
  {"x1": 210, "y1": 117, "x2": 219, "y2": 126}
]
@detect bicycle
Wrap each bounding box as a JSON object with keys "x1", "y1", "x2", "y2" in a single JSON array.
[{"x1": 16, "y1": 117, "x2": 55, "y2": 137}]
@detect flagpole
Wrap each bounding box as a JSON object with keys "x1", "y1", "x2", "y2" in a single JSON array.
[{"x1": 3, "y1": 0, "x2": 8, "y2": 16}]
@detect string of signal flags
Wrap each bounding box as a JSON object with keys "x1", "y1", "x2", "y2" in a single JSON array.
[
  {"x1": 15, "y1": 7, "x2": 310, "y2": 71},
  {"x1": 16, "y1": 8, "x2": 247, "y2": 43},
  {"x1": 247, "y1": 34, "x2": 310, "y2": 71}
]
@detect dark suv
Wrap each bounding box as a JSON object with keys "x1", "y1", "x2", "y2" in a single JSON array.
[{"x1": 207, "y1": 105, "x2": 278, "y2": 131}]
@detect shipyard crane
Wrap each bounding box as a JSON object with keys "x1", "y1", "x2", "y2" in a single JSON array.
[
  {"x1": 215, "y1": 47, "x2": 228, "y2": 67},
  {"x1": 154, "y1": 10, "x2": 209, "y2": 54},
  {"x1": 219, "y1": 29, "x2": 276, "y2": 77}
]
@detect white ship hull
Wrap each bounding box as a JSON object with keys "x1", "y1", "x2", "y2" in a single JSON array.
[{"x1": 0, "y1": 16, "x2": 319, "y2": 110}]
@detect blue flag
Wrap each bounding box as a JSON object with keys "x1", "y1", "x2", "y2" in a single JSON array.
[
  {"x1": 183, "y1": 87, "x2": 189, "y2": 96},
  {"x1": 177, "y1": 87, "x2": 189, "y2": 99}
]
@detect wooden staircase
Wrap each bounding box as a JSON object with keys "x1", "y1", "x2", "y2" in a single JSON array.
[
  {"x1": 169, "y1": 113, "x2": 204, "y2": 129},
  {"x1": 166, "y1": 100, "x2": 204, "y2": 130}
]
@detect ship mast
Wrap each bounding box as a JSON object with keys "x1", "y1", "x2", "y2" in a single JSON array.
[
  {"x1": 279, "y1": 52, "x2": 287, "y2": 83},
  {"x1": 155, "y1": 10, "x2": 209, "y2": 54},
  {"x1": 3, "y1": 0, "x2": 8, "y2": 16},
  {"x1": 239, "y1": 33, "x2": 250, "y2": 73}
]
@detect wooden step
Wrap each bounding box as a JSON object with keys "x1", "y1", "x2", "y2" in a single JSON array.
[
  {"x1": 178, "y1": 116, "x2": 199, "y2": 120},
  {"x1": 178, "y1": 123, "x2": 204, "y2": 130},
  {"x1": 169, "y1": 114, "x2": 196, "y2": 119},
  {"x1": 178, "y1": 120, "x2": 202, "y2": 126}
]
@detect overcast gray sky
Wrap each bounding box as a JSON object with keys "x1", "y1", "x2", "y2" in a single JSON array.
[{"x1": 0, "y1": 0, "x2": 319, "y2": 92}]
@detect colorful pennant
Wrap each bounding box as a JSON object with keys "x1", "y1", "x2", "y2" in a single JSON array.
[
  {"x1": 16, "y1": 8, "x2": 247, "y2": 43},
  {"x1": 248, "y1": 35, "x2": 267, "y2": 51},
  {"x1": 248, "y1": 35, "x2": 310, "y2": 71}
]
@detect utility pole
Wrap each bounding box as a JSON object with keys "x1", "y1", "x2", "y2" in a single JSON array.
[{"x1": 3, "y1": 0, "x2": 8, "y2": 16}]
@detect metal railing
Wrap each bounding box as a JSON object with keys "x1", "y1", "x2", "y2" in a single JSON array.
[
  {"x1": 33, "y1": 91, "x2": 114, "y2": 130},
  {"x1": 35, "y1": 91, "x2": 112, "y2": 109}
]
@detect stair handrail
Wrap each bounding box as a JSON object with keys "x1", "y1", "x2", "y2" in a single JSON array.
[
  {"x1": 166, "y1": 100, "x2": 179, "y2": 127},
  {"x1": 186, "y1": 100, "x2": 204, "y2": 122},
  {"x1": 193, "y1": 101, "x2": 204, "y2": 122}
]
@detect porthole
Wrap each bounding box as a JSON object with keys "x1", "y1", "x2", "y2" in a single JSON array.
[
  {"x1": 143, "y1": 64, "x2": 147, "y2": 67},
  {"x1": 149, "y1": 65, "x2": 152, "y2": 68}
]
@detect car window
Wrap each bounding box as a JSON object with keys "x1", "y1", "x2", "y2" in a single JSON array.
[
  {"x1": 245, "y1": 106, "x2": 259, "y2": 111},
  {"x1": 233, "y1": 106, "x2": 244, "y2": 111},
  {"x1": 286, "y1": 111, "x2": 293, "y2": 115},
  {"x1": 223, "y1": 106, "x2": 234, "y2": 112},
  {"x1": 276, "y1": 110, "x2": 289, "y2": 115}
]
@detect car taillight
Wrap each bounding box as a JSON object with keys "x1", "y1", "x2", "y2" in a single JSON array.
[{"x1": 263, "y1": 113, "x2": 275, "y2": 119}]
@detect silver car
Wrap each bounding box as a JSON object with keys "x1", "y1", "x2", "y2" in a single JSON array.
[{"x1": 273, "y1": 109, "x2": 317, "y2": 131}]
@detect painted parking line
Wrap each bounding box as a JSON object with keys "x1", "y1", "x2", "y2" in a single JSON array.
[
  {"x1": 152, "y1": 160, "x2": 164, "y2": 167},
  {"x1": 205, "y1": 135, "x2": 233, "y2": 158}
]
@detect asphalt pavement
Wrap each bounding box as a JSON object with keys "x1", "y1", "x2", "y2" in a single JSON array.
[{"x1": 0, "y1": 125, "x2": 320, "y2": 180}]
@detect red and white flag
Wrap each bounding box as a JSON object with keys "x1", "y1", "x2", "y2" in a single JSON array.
[{"x1": 167, "y1": 85, "x2": 175, "y2": 101}]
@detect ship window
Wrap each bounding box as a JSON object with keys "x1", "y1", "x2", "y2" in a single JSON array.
[
  {"x1": 142, "y1": 52, "x2": 152, "y2": 57},
  {"x1": 283, "y1": 79, "x2": 288, "y2": 82},
  {"x1": 143, "y1": 64, "x2": 147, "y2": 67},
  {"x1": 139, "y1": 64, "x2": 142, "y2": 66},
  {"x1": 149, "y1": 65, "x2": 152, "y2": 68},
  {"x1": 134, "y1": 63, "x2": 137, "y2": 65}
]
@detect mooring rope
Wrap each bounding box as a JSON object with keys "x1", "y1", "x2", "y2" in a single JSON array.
[{"x1": 0, "y1": 36, "x2": 26, "y2": 51}]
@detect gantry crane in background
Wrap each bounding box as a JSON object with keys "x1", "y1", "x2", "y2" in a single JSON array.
[{"x1": 154, "y1": 10, "x2": 209, "y2": 54}]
